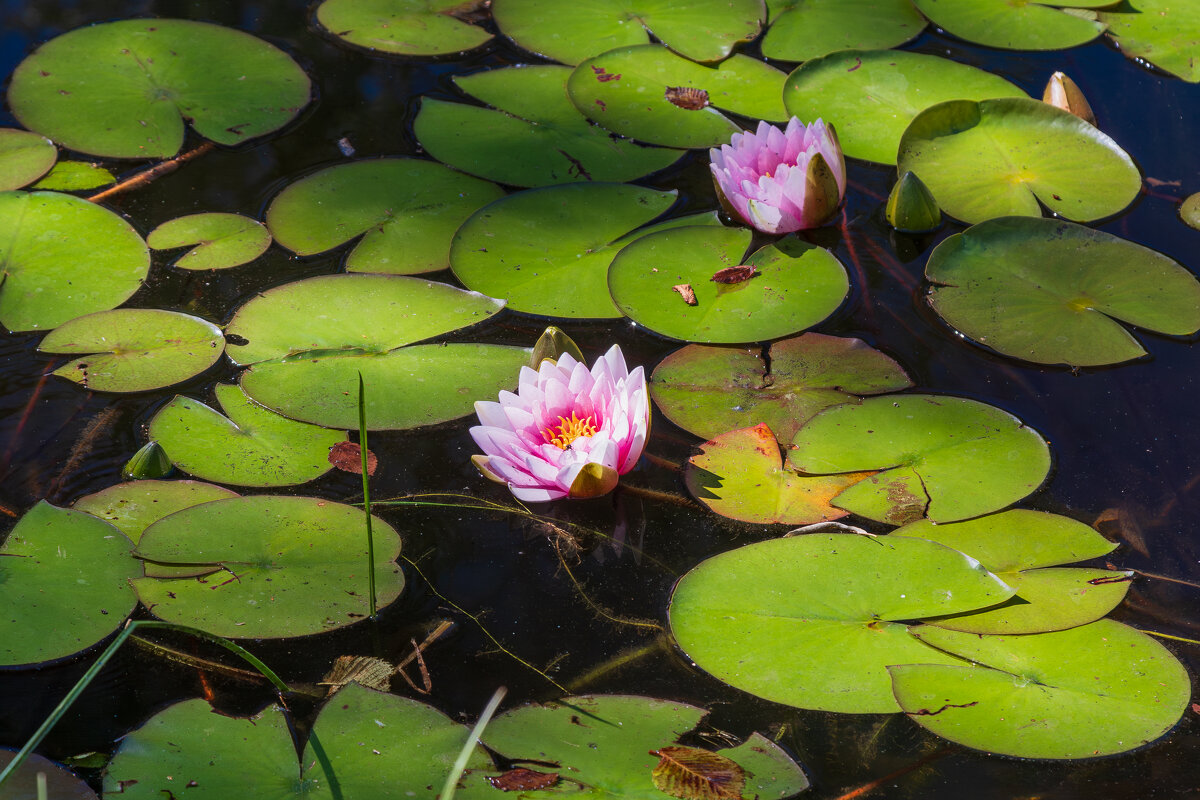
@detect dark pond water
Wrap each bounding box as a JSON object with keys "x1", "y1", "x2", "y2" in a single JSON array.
[{"x1": 1, "y1": 0, "x2": 1199, "y2": 797}]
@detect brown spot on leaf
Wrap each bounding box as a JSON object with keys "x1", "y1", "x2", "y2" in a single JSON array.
[
  {"x1": 673, "y1": 284, "x2": 697, "y2": 305},
  {"x1": 487, "y1": 768, "x2": 560, "y2": 791},
  {"x1": 650, "y1": 745, "x2": 745, "y2": 800},
  {"x1": 328, "y1": 441, "x2": 377, "y2": 475},
  {"x1": 710, "y1": 265, "x2": 757, "y2": 284},
  {"x1": 591, "y1": 65, "x2": 621, "y2": 82},
  {"x1": 665, "y1": 86, "x2": 709, "y2": 110}
]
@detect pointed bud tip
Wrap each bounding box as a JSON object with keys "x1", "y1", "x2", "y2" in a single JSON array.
[
  {"x1": 886, "y1": 171, "x2": 941, "y2": 234},
  {"x1": 1042, "y1": 72, "x2": 1096, "y2": 126},
  {"x1": 568, "y1": 462, "x2": 619, "y2": 499},
  {"x1": 529, "y1": 326, "x2": 584, "y2": 369}
]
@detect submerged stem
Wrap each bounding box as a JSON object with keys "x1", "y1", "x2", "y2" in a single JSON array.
[{"x1": 87, "y1": 141, "x2": 216, "y2": 203}]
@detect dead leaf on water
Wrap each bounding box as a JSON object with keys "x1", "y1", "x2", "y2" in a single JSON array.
[
  {"x1": 328, "y1": 441, "x2": 377, "y2": 475},
  {"x1": 650, "y1": 745, "x2": 745, "y2": 800},
  {"x1": 673, "y1": 284, "x2": 697, "y2": 305}
]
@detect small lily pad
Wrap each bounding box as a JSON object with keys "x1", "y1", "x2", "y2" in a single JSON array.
[
  {"x1": 38, "y1": 309, "x2": 225, "y2": 392},
  {"x1": 73, "y1": 480, "x2": 239, "y2": 544},
  {"x1": 1099, "y1": 0, "x2": 1200, "y2": 83},
  {"x1": 1183, "y1": 193, "x2": 1200, "y2": 230},
  {"x1": 911, "y1": 0, "x2": 1107, "y2": 50},
  {"x1": 788, "y1": 394, "x2": 1052, "y2": 525},
  {"x1": 147, "y1": 213, "x2": 272, "y2": 270},
  {"x1": 925, "y1": 217, "x2": 1200, "y2": 367},
  {"x1": 762, "y1": 0, "x2": 926, "y2": 62},
  {"x1": 315, "y1": 0, "x2": 493, "y2": 57},
  {"x1": 30, "y1": 161, "x2": 114, "y2": 191},
  {"x1": 0, "y1": 128, "x2": 56, "y2": 191},
  {"x1": 0, "y1": 751, "x2": 97, "y2": 800}
]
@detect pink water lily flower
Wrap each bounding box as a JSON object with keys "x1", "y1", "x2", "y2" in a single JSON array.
[
  {"x1": 710, "y1": 117, "x2": 847, "y2": 234},
  {"x1": 470, "y1": 345, "x2": 649, "y2": 502}
]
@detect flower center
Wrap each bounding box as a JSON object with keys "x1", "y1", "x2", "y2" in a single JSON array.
[{"x1": 542, "y1": 412, "x2": 598, "y2": 450}]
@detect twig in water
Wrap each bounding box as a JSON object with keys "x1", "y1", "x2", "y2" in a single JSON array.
[{"x1": 87, "y1": 141, "x2": 216, "y2": 203}]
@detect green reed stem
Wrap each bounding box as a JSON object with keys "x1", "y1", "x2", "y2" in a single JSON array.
[
  {"x1": 441, "y1": 686, "x2": 506, "y2": 800},
  {"x1": 359, "y1": 372, "x2": 377, "y2": 619}
]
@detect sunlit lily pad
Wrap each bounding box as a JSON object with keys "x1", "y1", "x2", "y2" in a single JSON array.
[
  {"x1": 568, "y1": 45, "x2": 788, "y2": 149},
  {"x1": 898, "y1": 98, "x2": 1141, "y2": 224},
  {"x1": 608, "y1": 226, "x2": 849, "y2": 343},
  {"x1": 762, "y1": 0, "x2": 926, "y2": 62},
  {"x1": 1184, "y1": 193, "x2": 1200, "y2": 230},
  {"x1": 669, "y1": 534, "x2": 1015, "y2": 713},
  {"x1": 415, "y1": 66, "x2": 684, "y2": 187},
  {"x1": 911, "y1": 0, "x2": 1107, "y2": 50},
  {"x1": 315, "y1": 0, "x2": 492, "y2": 57},
  {"x1": 892, "y1": 621, "x2": 1191, "y2": 759},
  {"x1": 38, "y1": 309, "x2": 224, "y2": 392},
  {"x1": 650, "y1": 333, "x2": 912, "y2": 442},
  {"x1": 265, "y1": 159, "x2": 504, "y2": 275},
  {"x1": 147, "y1": 213, "x2": 272, "y2": 270},
  {"x1": 925, "y1": 217, "x2": 1200, "y2": 367},
  {"x1": 0, "y1": 190, "x2": 149, "y2": 332},
  {"x1": 788, "y1": 394, "x2": 1051, "y2": 525},
  {"x1": 30, "y1": 161, "x2": 114, "y2": 191},
  {"x1": 1100, "y1": 0, "x2": 1200, "y2": 83},
  {"x1": 494, "y1": 0, "x2": 764, "y2": 64},
  {"x1": 73, "y1": 480, "x2": 239, "y2": 544},
  {"x1": 8, "y1": 19, "x2": 311, "y2": 159},
  {"x1": 148, "y1": 383, "x2": 346, "y2": 487},
  {"x1": 0, "y1": 128, "x2": 56, "y2": 191},
  {"x1": 133, "y1": 495, "x2": 403, "y2": 638},
  {"x1": 0, "y1": 502, "x2": 139, "y2": 667},
  {"x1": 783, "y1": 50, "x2": 1026, "y2": 164},
  {"x1": 686, "y1": 424, "x2": 874, "y2": 525},
  {"x1": 0, "y1": 751, "x2": 97, "y2": 800}
]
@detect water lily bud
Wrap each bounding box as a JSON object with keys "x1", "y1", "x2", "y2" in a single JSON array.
[
  {"x1": 122, "y1": 441, "x2": 173, "y2": 480},
  {"x1": 886, "y1": 171, "x2": 942, "y2": 233},
  {"x1": 1042, "y1": 72, "x2": 1096, "y2": 126},
  {"x1": 471, "y1": 454, "x2": 506, "y2": 484},
  {"x1": 568, "y1": 461, "x2": 619, "y2": 499},
  {"x1": 529, "y1": 326, "x2": 584, "y2": 369},
  {"x1": 800, "y1": 151, "x2": 843, "y2": 228}
]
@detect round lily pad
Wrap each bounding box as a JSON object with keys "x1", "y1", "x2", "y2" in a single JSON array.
[
  {"x1": 494, "y1": 0, "x2": 764, "y2": 64},
  {"x1": 925, "y1": 217, "x2": 1200, "y2": 367},
  {"x1": 148, "y1": 383, "x2": 347, "y2": 487},
  {"x1": 1183, "y1": 193, "x2": 1200, "y2": 230},
  {"x1": 0, "y1": 502, "x2": 140, "y2": 667},
  {"x1": 0, "y1": 128, "x2": 56, "y2": 191},
  {"x1": 8, "y1": 19, "x2": 311, "y2": 159},
  {"x1": 38, "y1": 309, "x2": 225, "y2": 392},
  {"x1": 568, "y1": 45, "x2": 789, "y2": 149},
  {"x1": 608, "y1": 226, "x2": 849, "y2": 343},
  {"x1": 762, "y1": 0, "x2": 926, "y2": 62},
  {"x1": 266, "y1": 159, "x2": 503, "y2": 275},
  {"x1": 414, "y1": 66, "x2": 684, "y2": 187},
  {"x1": 783, "y1": 50, "x2": 1026, "y2": 165},
  {"x1": 668, "y1": 533, "x2": 1015, "y2": 713},
  {"x1": 892, "y1": 621, "x2": 1192, "y2": 759},
  {"x1": 911, "y1": 0, "x2": 1107, "y2": 51},
  {"x1": 898, "y1": 98, "x2": 1142, "y2": 224},
  {"x1": 73, "y1": 480, "x2": 239, "y2": 544},
  {"x1": 0, "y1": 190, "x2": 149, "y2": 332},
  {"x1": 133, "y1": 495, "x2": 404, "y2": 638},
  {"x1": 147, "y1": 213, "x2": 272, "y2": 270},
  {"x1": 650, "y1": 333, "x2": 912, "y2": 442},
  {"x1": 0, "y1": 751, "x2": 96, "y2": 800},
  {"x1": 1100, "y1": 0, "x2": 1200, "y2": 83},
  {"x1": 788, "y1": 394, "x2": 1052, "y2": 525},
  {"x1": 30, "y1": 161, "x2": 114, "y2": 191},
  {"x1": 315, "y1": 0, "x2": 493, "y2": 57}
]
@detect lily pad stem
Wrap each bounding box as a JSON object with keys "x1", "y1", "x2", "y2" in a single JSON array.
[{"x1": 87, "y1": 141, "x2": 217, "y2": 203}]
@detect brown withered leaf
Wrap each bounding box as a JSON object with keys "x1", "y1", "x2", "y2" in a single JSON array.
[
  {"x1": 650, "y1": 746, "x2": 745, "y2": 800},
  {"x1": 442, "y1": 0, "x2": 491, "y2": 24},
  {"x1": 710, "y1": 265, "x2": 757, "y2": 284},
  {"x1": 673, "y1": 284, "x2": 697, "y2": 305},
  {"x1": 318, "y1": 655, "x2": 394, "y2": 693},
  {"x1": 665, "y1": 86, "x2": 709, "y2": 110},
  {"x1": 487, "y1": 768, "x2": 560, "y2": 791},
  {"x1": 328, "y1": 441, "x2": 377, "y2": 475}
]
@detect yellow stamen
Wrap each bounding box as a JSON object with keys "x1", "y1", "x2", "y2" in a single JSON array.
[{"x1": 542, "y1": 412, "x2": 598, "y2": 450}]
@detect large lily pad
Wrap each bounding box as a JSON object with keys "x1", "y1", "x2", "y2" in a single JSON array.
[
  {"x1": 147, "y1": 213, "x2": 272, "y2": 270},
  {"x1": 265, "y1": 159, "x2": 504, "y2": 275},
  {"x1": 73, "y1": 480, "x2": 239, "y2": 544},
  {"x1": 148, "y1": 383, "x2": 346, "y2": 487},
  {"x1": 315, "y1": 0, "x2": 493, "y2": 57},
  {"x1": 762, "y1": 0, "x2": 926, "y2": 62},
  {"x1": 668, "y1": 534, "x2": 1015, "y2": 713},
  {"x1": 568, "y1": 45, "x2": 788, "y2": 149},
  {"x1": 8, "y1": 19, "x2": 311, "y2": 159},
  {"x1": 0, "y1": 502, "x2": 139, "y2": 667},
  {"x1": 925, "y1": 217, "x2": 1200, "y2": 367},
  {"x1": 608, "y1": 226, "x2": 849, "y2": 343},
  {"x1": 650, "y1": 333, "x2": 912, "y2": 442},
  {"x1": 494, "y1": 0, "x2": 764, "y2": 64},
  {"x1": 783, "y1": 50, "x2": 1026, "y2": 165},
  {"x1": 1100, "y1": 0, "x2": 1200, "y2": 83},
  {"x1": 414, "y1": 66, "x2": 684, "y2": 187},
  {"x1": 0, "y1": 128, "x2": 56, "y2": 191},
  {"x1": 38, "y1": 309, "x2": 225, "y2": 392},
  {"x1": 898, "y1": 98, "x2": 1141, "y2": 224},
  {"x1": 0, "y1": 190, "x2": 149, "y2": 332},
  {"x1": 892, "y1": 621, "x2": 1192, "y2": 759},
  {"x1": 911, "y1": 0, "x2": 1107, "y2": 51},
  {"x1": 788, "y1": 394, "x2": 1051, "y2": 525},
  {"x1": 133, "y1": 496, "x2": 403, "y2": 638}
]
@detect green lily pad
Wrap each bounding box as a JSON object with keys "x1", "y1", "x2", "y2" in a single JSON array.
[
  {"x1": 782, "y1": 50, "x2": 1027, "y2": 165},
  {"x1": 568, "y1": 45, "x2": 788, "y2": 149},
  {"x1": 0, "y1": 502, "x2": 139, "y2": 667},
  {"x1": 73, "y1": 480, "x2": 239, "y2": 544},
  {"x1": 147, "y1": 213, "x2": 272, "y2": 270},
  {"x1": 608, "y1": 226, "x2": 849, "y2": 343},
  {"x1": 911, "y1": 0, "x2": 1107, "y2": 51},
  {"x1": 414, "y1": 66, "x2": 684, "y2": 187},
  {"x1": 788, "y1": 394, "x2": 1052, "y2": 525},
  {"x1": 762, "y1": 0, "x2": 926, "y2": 62},
  {"x1": 133, "y1": 495, "x2": 403, "y2": 638},
  {"x1": 892, "y1": 620, "x2": 1192, "y2": 759},
  {"x1": 265, "y1": 158, "x2": 504, "y2": 275},
  {"x1": 925, "y1": 217, "x2": 1200, "y2": 367},
  {"x1": 0, "y1": 190, "x2": 149, "y2": 332},
  {"x1": 650, "y1": 332, "x2": 913, "y2": 442},
  {"x1": 8, "y1": 19, "x2": 311, "y2": 159},
  {"x1": 450, "y1": 184, "x2": 716, "y2": 318},
  {"x1": 1183, "y1": 193, "x2": 1200, "y2": 230},
  {"x1": 898, "y1": 97, "x2": 1141, "y2": 224},
  {"x1": 1100, "y1": 0, "x2": 1200, "y2": 82},
  {"x1": 224, "y1": 273, "x2": 506, "y2": 366},
  {"x1": 148, "y1": 383, "x2": 346, "y2": 487},
  {"x1": 686, "y1": 423, "x2": 874, "y2": 525},
  {"x1": 0, "y1": 129, "x2": 56, "y2": 191},
  {"x1": 30, "y1": 161, "x2": 114, "y2": 191},
  {"x1": 0, "y1": 751, "x2": 97, "y2": 800},
  {"x1": 668, "y1": 533, "x2": 1015, "y2": 713},
  {"x1": 38, "y1": 309, "x2": 225, "y2": 392},
  {"x1": 494, "y1": 0, "x2": 764, "y2": 64},
  {"x1": 315, "y1": 0, "x2": 492, "y2": 57}
]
